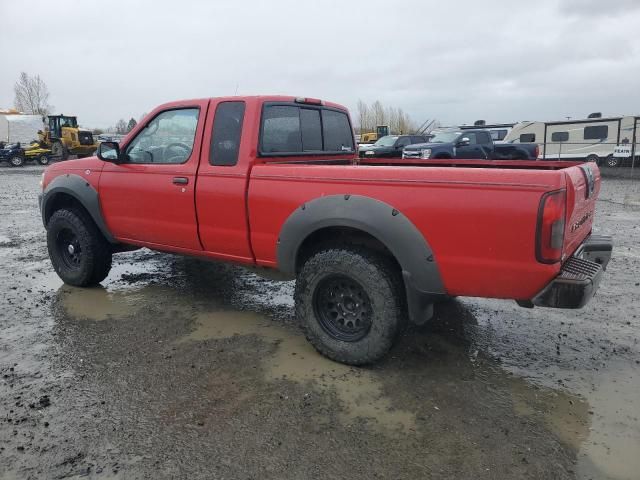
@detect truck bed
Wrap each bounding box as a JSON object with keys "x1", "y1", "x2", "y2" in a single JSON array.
[{"x1": 249, "y1": 159, "x2": 599, "y2": 301}]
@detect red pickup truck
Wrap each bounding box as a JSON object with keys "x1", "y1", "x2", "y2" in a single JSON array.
[{"x1": 39, "y1": 95, "x2": 612, "y2": 365}]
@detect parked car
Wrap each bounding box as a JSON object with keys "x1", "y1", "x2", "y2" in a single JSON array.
[
  {"x1": 359, "y1": 134, "x2": 432, "y2": 158},
  {"x1": 0, "y1": 142, "x2": 51, "y2": 167},
  {"x1": 402, "y1": 129, "x2": 539, "y2": 160},
  {"x1": 39, "y1": 95, "x2": 611, "y2": 365}
]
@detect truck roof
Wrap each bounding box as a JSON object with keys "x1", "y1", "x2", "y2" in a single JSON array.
[{"x1": 152, "y1": 95, "x2": 349, "y2": 112}]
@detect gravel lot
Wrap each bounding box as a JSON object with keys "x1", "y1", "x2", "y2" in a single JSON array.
[{"x1": 0, "y1": 164, "x2": 638, "y2": 479}]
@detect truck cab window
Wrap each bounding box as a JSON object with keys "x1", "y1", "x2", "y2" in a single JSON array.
[
  {"x1": 322, "y1": 109, "x2": 354, "y2": 152},
  {"x1": 261, "y1": 106, "x2": 302, "y2": 153},
  {"x1": 477, "y1": 132, "x2": 492, "y2": 144},
  {"x1": 462, "y1": 133, "x2": 478, "y2": 144},
  {"x1": 125, "y1": 108, "x2": 199, "y2": 164},
  {"x1": 261, "y1": 104, "x2": 353, "y2": 155},
  {"x1": 210, "y1": 101, "x2": 245, "y2": 166}
]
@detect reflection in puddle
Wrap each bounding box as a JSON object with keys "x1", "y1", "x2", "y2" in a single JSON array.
[
  {"x1": 575, "y1": 360, "x2": 640, "y2": 480},
  {"x1": 181, "y1": 311, "x2": 416, "y2": 435},
  {"x1": 58, "y1": 284, "x2": 178, "y2": 321}
]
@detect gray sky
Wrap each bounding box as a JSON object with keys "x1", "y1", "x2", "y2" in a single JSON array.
[{"x1": 1, "y1": 0, "x2": 639, "y2": 128}]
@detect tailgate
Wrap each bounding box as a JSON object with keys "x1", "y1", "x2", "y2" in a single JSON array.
[{"x1": 562, "y1": 163, "x2": 600, "y2": 258}]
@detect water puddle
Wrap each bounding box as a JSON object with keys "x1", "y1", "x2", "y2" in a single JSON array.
[
  {"x1": 575, "y1": 360, "x2": 640, "y2": 480},
  {"x1": 57, "y1": 284, "x2": 181, "y2": 321},
  {"x1": 181, "y1": 310, "x2": 416, "y2": 435}
]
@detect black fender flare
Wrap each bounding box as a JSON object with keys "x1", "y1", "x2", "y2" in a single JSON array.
[
  {"x1": 40, "y1": 173, "x2": 116, "y2": 243},
  {"x1": 277, "y1": 195, "x2": 445, "y2": 324}
]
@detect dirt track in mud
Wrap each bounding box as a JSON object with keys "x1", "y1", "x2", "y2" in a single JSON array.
[{"x1": 0, "y1": 165, "x2": 639, "y2": 479}]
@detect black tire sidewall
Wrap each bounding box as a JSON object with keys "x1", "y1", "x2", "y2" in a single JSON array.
[
  {"x1": 39, "y1": 155, "x2": 50, "y2": 165},
  {"x1": 47, "y1": 209, "x2": 102, "y2": 286},
  {"x1": 295, "y1": 248, "x2": 404, "y2": 365},
  {"x1": 10, "y1": 156, "x2": 24, "y2": 167}
]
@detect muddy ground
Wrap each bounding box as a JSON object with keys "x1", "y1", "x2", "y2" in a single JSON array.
[{"x1": 0, "y1": 165, "x2": 638, "y2": 480}]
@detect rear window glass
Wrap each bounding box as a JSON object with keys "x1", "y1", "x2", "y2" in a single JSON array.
[
  {"x1": 551, "y1": 131, "x2": 569, "y2": 142},
  {"x1": 584, "y1": 125, "x2": 608, "y2": 140},
  {"x1": 490, "y1": 129, "x2": 508, "y2": 141},
  {"x1": 520, "y1": 133, "x2": 536, "y2": 142},
  {"x1": 260, "y1": 104, "x2": 354, "y2": 155},
  {"x1": 322, "y1": 109, "x2": 355, "y2": 152},
  {"x1": 300, "y1": 108, "x2": 322, "y2": 151},
  {"x1": 210, "y1": 101, "x2": 245, "y2": 166},
  {"x1": 261, "y1": 106, "x2": 301, "y2": 153}
]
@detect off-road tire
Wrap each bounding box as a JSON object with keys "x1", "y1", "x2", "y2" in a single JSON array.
[
  {"x1": 9, "y1": 155, "x2": 24, "y2": 167},
  {"x1": 295, "y1": 247, "x2": 406, "y2": 365},
  {"x1": 51, "y1": 141, "x2": 68, "y2": 160},
  {"x1": 47, "y1": 208, "x2": 112, "y2": 286}
]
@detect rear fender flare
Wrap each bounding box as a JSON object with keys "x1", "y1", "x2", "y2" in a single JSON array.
[
  {"x1": 40, "y1": 173, "x2": 115, "y2": 243},
  {"x1": 277, "y1": 195, "x2": 445, "y2": 323}
]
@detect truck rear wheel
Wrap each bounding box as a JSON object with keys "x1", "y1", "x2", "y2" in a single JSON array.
[
  {"x1": 46, "y1": 208, "x2": 112, "y2": 287},
  {"x1": 294, "y1": 247, "x2": 406, "y2": 365}
]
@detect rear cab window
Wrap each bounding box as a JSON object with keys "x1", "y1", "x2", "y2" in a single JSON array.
[{"x1": 260, "y1": 102, "x2": 355, "y2": 156}]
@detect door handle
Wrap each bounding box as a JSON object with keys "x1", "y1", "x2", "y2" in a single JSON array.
[{"x1": 172, "y1": 177, "x2": 189, "y2": 185}]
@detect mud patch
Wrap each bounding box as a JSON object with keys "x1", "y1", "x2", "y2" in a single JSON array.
[{"x1": 181, "y1": 310, "x2": 416, "y2": 435}]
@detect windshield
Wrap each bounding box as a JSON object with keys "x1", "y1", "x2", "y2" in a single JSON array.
[
  {"x1": 59, "y1": 117, "x2": 78, "y2": 128},
  {"x1": 373, "y1": 135, "x2": 398, "y2": 147},
  {"x1": 429, "y1": 131, "x2": 461, "y2": 143}
]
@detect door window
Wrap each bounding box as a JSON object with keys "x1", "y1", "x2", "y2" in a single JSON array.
[
  {"x1": 210, "y1": 102, "x2": 245, "y2": 166},
  {"x1": 125, "y1": 108, "x2": 199, "y2": 164},
  {"x1": 461, "y1": 132, "x2": 478, "y2": 144},
  {"x1": 477, "y1": 132, "x2": 492, "y2": 144},
  {"x1": 396, "y1": 137, "x2": 411, "y2": 147}
]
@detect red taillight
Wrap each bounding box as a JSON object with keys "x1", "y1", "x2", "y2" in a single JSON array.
[
  {"x1": 294, "y1": 97, "x2": 324, "y2": 105},
  {"x1": 536, "y1": 190, "x2": 566, "y2": 263},
  {"x1": 535, "y1": 144, "x2": 540, "y2": 159}
]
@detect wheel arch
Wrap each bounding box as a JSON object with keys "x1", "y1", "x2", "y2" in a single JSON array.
[
  {"x1": 277, "y1": 195, "x2": 446, "y2": 324},
  {"x1": 41, "y1": 174, "x2": 115, "y2": 243}
]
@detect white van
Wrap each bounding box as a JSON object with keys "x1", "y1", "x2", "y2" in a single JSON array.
[{"x1": 503, "y1": 116, "x2": 639, "y2": 167}]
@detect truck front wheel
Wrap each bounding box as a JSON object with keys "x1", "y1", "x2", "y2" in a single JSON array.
[
  {"x1": 51, "y1": 141, "x2": 68, "y2": 160},
  {"x1": 47, "y1": 208, "x2": 112, "y2": 286},
  {"x1": 294, "y1": 247, "x2": 406, "y2": 365}
]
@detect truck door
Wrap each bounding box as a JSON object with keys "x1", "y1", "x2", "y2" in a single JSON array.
[
  {"x1": 194, "y1": 99, "x2": 254, "y2": 263},
  {"x1": 99, "y1": 102, "x2": 208, "y2": 250},
  {"x1": 455, "y1": 132, "x2": 486, "y2": 159}
]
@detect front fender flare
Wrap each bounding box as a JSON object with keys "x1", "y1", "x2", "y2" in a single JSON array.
[{"x1": 40, "y1": 173, "x2": 115, "y2": 243}]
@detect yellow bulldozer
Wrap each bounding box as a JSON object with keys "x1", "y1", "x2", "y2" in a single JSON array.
[{"x1": 38, "y1": 114, "x2": 98, "y2": 160}]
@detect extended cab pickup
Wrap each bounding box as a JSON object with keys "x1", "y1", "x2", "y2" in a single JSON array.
[
  {"x1": 403, "y1": 128, "x2": 539, "y2": 160},
  {"x1": 39, "y1": 95, "x2": 612, "y2": 365}
]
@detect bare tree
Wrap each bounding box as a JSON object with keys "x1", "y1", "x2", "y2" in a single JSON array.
[
  {"x1": 13, "y1": 72, "x2": 52, "y2": 115},
  {"x1": 355, "y1": 99, "x2": 421, "y2": 135},
  {"x1": 356, "y1": 100, "x2": 370, "y2": 134},
  {"x1": 371, "y1": 101, "x2": 385, "y2": 127},
  {"x1": 115, "y1": 119, "x2": 128, "y2": 134}
]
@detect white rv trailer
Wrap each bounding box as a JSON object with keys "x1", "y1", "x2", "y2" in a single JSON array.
[
  {"x1": 503, "y1": 115, "x2": 640, "y2": 166},
  {"x1": 0, "y1": 114, "x2": 44, "y2": 145}
]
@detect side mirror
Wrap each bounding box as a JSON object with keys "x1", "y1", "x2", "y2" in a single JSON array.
[
  {"x1": 97, "y1": 141, "x2": 121, "y2": 163},
  {"x1": 457, "y1": 137, "x2": 470, "y2": 147}
]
